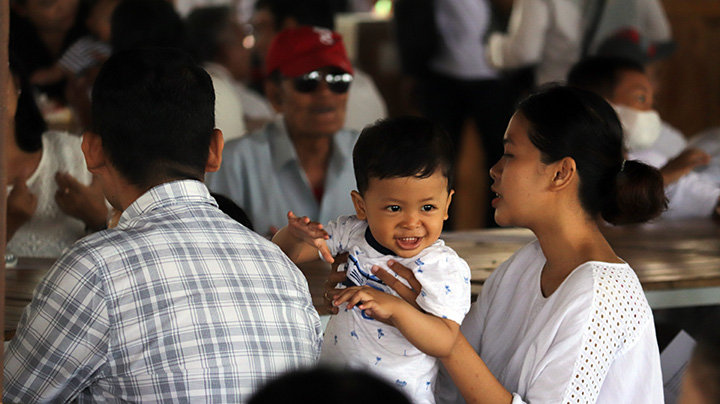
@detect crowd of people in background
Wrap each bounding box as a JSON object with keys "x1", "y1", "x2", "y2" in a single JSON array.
[{"x1": 5, "y1": 0, "x2": 720, "y2": 403}]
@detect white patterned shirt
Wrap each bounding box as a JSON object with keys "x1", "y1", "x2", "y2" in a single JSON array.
[
  {"x1": 4, "y1": 180, "x2": 322, "y2": 403},
  {"x1": 435, "y1": 240, "x2": 663, "y2": 404},
  {"x1": 320, "y1": 216, "x2": 471, "y2": 404}
]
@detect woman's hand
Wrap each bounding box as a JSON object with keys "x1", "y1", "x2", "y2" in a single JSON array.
[
  {"x1": 372, "y1": 260, "x2": 422, "y2": 310},
  {"x1": 54, "y1": 173, "x2": 108, "y2": 231}
]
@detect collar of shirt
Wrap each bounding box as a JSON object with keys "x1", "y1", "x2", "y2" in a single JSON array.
[
  {"x1": 118, "y1": 179, "x2": 215, "y2": 228},
  {"x1": 269, "y1": 116, "x2": 353, "y2": 173}
]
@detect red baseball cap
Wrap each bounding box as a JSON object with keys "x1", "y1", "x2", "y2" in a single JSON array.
[{"x1": 265, "y1": 26, "x2": 354, "y2": 77}]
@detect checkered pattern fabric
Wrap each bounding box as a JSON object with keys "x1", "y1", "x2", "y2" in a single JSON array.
[{"x1": 4, "y1": 180, "x2": 322, "y2": 403}]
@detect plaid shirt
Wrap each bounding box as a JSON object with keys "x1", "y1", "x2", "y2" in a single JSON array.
[{"x1": 4, "y1": 180, "x2": 322, "y2": 403}]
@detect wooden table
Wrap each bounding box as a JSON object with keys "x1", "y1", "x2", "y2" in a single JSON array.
[
  {"x1": 7, "y1": 219, "x2": 719, "y2": 339},
  {"x1": 443, "y1": 219, "x2": 720, "y2": 309}
]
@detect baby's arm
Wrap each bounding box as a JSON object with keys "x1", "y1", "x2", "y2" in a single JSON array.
[
  {"x1": 333, "y1": 283, "x2": 459, "y2": 357},
  {"x1": 272, "y1": 211, "x2": 334, "y2": 264}
]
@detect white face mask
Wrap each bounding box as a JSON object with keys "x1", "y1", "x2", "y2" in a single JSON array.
[{"x1": 612, "y1": 104, "x2": 662, "y2": 152}]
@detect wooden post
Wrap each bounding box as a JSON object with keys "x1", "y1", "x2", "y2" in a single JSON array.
[{"x1": 1, "y1": 0, "x2": 10, "y2": 386}]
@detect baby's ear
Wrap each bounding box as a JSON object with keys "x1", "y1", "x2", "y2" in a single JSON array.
[
  {"x1": 443, "y1": 189, "x2": 454, "y2": 220},
  {"x1": 351, "y1": 191, "x2": 367, "y2": 220}
]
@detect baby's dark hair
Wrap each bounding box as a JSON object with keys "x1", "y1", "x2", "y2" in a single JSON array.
[
  {"x1": 353, "y1": 116, "x2": 454, "y2": 195},
  {"x1": 518, "y1": 85, "x2": 666, "y2": 225}
]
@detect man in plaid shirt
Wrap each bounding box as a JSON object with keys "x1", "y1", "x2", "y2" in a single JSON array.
[{"x1": 4, "y1": 48, "x2": 322, "y2": 403}]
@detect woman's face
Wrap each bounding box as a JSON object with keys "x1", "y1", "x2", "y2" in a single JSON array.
[{"x1": 489, "y1": 112, "x2": 554, "y2": 228}]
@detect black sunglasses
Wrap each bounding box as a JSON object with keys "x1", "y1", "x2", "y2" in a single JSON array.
[{"x1": 291, "y1": 71, "x2": 353, "y2": 94}]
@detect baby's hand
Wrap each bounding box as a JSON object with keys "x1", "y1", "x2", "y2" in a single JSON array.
[
  {"x1": 286, "y1": 211, "x2": 334, "y2": 263},
  {"x1": 332, "y1": 286, "x2": 401, "y2": 322}
]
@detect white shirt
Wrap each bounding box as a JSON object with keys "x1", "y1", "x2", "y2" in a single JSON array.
[
  {"x1": 320, "y1": 216, "x2": 471, "y2": 404},
  {"x1": 429, "y1": 0, "x2": 497, "y2": 80},
  {"x1": 7, "y1": 132, "x2": 92, "y2": 258},
  {"x1": 435, "y1": 241, "x2": 663, "y2": 404},
  {"x1": 342, "y1": 68, "x2": 388, "y2": 133},
  {"x1": 487, "y1": 0, "x2": 672, "y2": 85},
  {"x1": 204, "y1": 62, "x2": 247, "y2": 141}
]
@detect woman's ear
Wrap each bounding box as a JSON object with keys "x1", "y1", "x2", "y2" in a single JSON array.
[
  {"x1": 551, "y1": 157, "x2": 577, "y2": 191},
  {"x1": 351, "y1": 190, "x2": 367, "y2": 220}
]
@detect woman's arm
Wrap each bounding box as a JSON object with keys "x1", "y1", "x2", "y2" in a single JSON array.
[
  {"x1": 375, "y1": 262, "x2": 513, "y2": 404},
  {"x1": 440, "y1": 334, "x2": 513, "y2": 404}
]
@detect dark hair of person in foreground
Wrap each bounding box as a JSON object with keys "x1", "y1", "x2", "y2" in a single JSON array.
[
  {"x1": 91, "y1": 47, "x2": 215, "y2": 189},
  {"x1": 247, "y1": 367, "x2": 412, "y2": 404}
]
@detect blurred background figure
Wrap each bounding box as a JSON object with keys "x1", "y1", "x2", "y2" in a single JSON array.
[
  {"x1": 248, "y1": 367, "x2": 412, "y2": 404},
  {"x1": 486, "y1": 0, "x2": 673, "y2": 88},
  {"x1": 6, "y1": 54, "x2": 108, "y2": 258},
  {"x1": 10, "y1": 0, "x2": 88, "y2": 102},
  {"x1": 185, "y1": 5, "x2": 274, "y2": 137},
  {"x1": 394, "y1": 0, "x2": 515, "y2": 229},
  {"x1": 250, "y1": 0, "x2": 387, "y2": 133},
  {"x1": 676, "y1": 318, "x2": 720, "y2": 404}
]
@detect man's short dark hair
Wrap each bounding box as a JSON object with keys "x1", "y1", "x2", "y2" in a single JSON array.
[
  {"x1": 353, "y1": 116, "x2": 454, "y2": 195},
  {"x1": 567, "y1": 56, "x2": 646, "y2": 99},
  {"x1": 254, "y1": 0, "x2": 336, "y2": 31},
  {"x1": 91, "y1": 48, "x2": 216, "y2": 188}
]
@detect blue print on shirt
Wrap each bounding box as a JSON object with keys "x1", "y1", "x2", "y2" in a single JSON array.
[
  {"x1": 445, "y1": 285, "x2": 451, "y2": 295},
  {"x1": 426, "y1": 381, "x2": 431, "y2": 390},
  {"x1": 377, "y1": 328, "x2": 385, "y2": 339},
  {"x1": 396, "y1": 380, "x2": 407, "y2": 387},
  {"x1": 334, "y1": 335, "x2": 338, "y2": 345},
  {"x1": 375, "y1": 357, "x2": 382, "y2": 365},
  {"x1": 350, "y1": 330, "x2": 359, "y2": 340},
  {"x1": 346, "y1": 254, "x2": 383, "y2": 286}
]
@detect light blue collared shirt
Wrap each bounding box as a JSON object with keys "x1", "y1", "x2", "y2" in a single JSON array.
[{"x1": 207, "y1": 116, "x2": 360, "y2": 236}]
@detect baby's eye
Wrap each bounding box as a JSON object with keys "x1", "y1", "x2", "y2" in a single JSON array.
[
  {"x1": 386, "y1": 205, "x2": 401, "y2": 212},
  {"x1": 636, "y1": 94, "x2": 647, "y2": 103},
  {"x1": 422, "y1": 205, "x2": 436, "y2": 212}
]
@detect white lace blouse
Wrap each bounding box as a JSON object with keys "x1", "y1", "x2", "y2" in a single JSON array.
[
  {"x1": 6, "y1": 132, "x2": 92, "y2": 258},
  {"x1": 435, "y1": 240, "x2": 663, "y2": 404}
]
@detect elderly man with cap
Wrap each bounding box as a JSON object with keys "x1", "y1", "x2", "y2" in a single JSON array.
[{"x1": 207, "y1": 26, "x2": 358, "y2": 237}]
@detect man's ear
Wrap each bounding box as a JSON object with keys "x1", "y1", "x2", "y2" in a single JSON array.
[
  {"x1": 265, "y1": 80, "x2": 283, "y2": 113},
  {"x1": 443, "y1": 189, "x2": 455, "y2": 221},
  {"x1": 351, "y1": 190, "x2": 367, "y2": 220},
  {"x1": 205, "y1": 129, "x2": 224, "y2": 172},
  {"x1": 81, "y1": 131, "x2": 107, "y2": 173},
  {"x1": 550, "y1": 157, "x2": 577, "y2": 191}
]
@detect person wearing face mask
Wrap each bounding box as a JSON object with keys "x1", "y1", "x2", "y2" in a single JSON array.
[{"x1": 568, "y1": 56, "x2": 720, "y2": 219}]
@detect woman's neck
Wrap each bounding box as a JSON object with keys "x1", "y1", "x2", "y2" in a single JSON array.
[{"x1": 533, "y1": 215, "x2": 621, "y2": 297}]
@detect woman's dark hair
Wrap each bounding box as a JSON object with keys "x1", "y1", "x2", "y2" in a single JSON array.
[
  {"x1": 10, "y1": 53, "x2": 47, "y2": 152},
  {"x1": 248, "y1": 367, "x2": 411, "y2": 404},
  {"x1": 353, "y1": 116, "x2": 454, "y2": 194},
  {"x1": 184, "y1": 6, "x2": 233, "y2": 64},
  {"x1": 517, "y1": 85, "x2": 666, "y2": 225}
]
